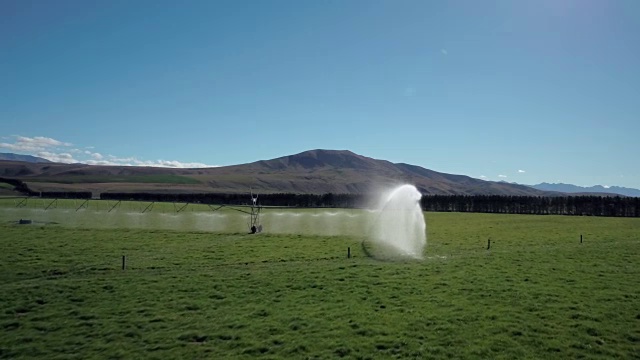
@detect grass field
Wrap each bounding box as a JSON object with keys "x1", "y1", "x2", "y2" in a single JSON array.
[{"x1": 1, "y1": 201, "x2": 639, "y2": 359}]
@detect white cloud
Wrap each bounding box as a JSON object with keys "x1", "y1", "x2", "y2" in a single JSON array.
[
  {"x1": 37, "y1": 151, "x2": 78, "y2": 164},
  {"x1": 84, "y1": 158, "x2": 213, "y2": 168},
  {"x1": 441, "y1": 49, "x2": 448, "y2": 55},
  {"x1": 83, "y1": 160, "x2": 115, "y2": 166},
  {"x1": 0, "y1": 142, "x2": 25, "y2": 152},
  {"x1": 0, "y1": 134, "x2": 217, "y2": 168},
  {"x1": 0, "y1": 135, "x2": 72, "y2": 153},
  {"x1": 153, "y1": 160, "x2": 210, "y2": 168},
  {"x1": 479, "y1": 175, "x2": 487, "y2": 179},
  {"x1": 17, "y1": 136, "x2": 71, "y2": 147},
  {"x1": 404, "y1": 87, "x2": 416, "y2": 97},
  {"x1": 518, "y1": 170, "x2": 526, "y2": 173},
  {"x1": 113, "y1": 156, "x2": 136, "y2": 163},
  {"x1": 498, "y1": 174, "x2": 507, "y2": 178}
]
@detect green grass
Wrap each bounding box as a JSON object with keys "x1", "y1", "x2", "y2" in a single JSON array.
[
  {"x1": 0, "y1": 206, "x2": 639, "y2": 359},
  {"x1": 24, "y1": 174, "x2": 201, "y2": 184},
  {"x1": 0, "y1": 182, "x2": 15, "y2": 189},
  {"x1": 0, "y1": 198, "x2": 221, "y2": 213}
]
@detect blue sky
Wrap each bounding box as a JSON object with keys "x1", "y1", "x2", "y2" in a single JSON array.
[{"x1": 1, "y1": 0, "x2": 639, "y2": 188}]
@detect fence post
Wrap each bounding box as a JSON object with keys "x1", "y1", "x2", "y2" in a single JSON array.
[
  {"x1": 122, "y1": 255, "x2": 126, "y2": 270},
  {"x1": 487, "y1": 239, "x2": 491, "y2": 250},
  {"x1": 347, "y1": 247, "x2": 351, "y2": 259}
]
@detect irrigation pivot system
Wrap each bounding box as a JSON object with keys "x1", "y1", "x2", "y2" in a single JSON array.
[
  {"x1": 208, "y1": 190, "x2": 263, "y2": 234},
  {"x1": 11, "y1": 190, "x2": 264, "y2": 234}
]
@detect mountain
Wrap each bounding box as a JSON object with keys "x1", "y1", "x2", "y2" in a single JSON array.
[
  {"x1": 222, "y1": 150, "x2": 551, "y2": 195},
  {"x1": 0, "y1": 152, "x2": 51, "y2": 163},
  {"x1": 530, "y1": 183, "x2": 640, "y2": 197},
  {"x1": 0, "y1": 149, "x2": 556, "y2": 196}
]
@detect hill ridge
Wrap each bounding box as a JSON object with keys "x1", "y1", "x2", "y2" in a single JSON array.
[
  {"x1": 530, "y1": 182, "x2": 639, "y2": 197},
  {"x1": 0, "y1": 149, "x2": 557, "y2": 196},
  {"x1": 0, "y1": 152, "x2": 51, "y2": 163}
]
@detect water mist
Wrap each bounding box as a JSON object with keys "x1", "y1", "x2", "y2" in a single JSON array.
[{"x1": 366, "y1": 184, "x2": 426, "y2": 259}]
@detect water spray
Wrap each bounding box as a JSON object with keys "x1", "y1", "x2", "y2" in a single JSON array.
[
  {"x1": 206, "y1": 189, "x2": 263, "y2": 234},
  {"x1": 362, "y1": 184, "x2": 427, "y2": 260}
]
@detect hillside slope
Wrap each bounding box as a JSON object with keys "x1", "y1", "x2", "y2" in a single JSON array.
[
  {"x1": 0, "y1": 152, "x2": 51, "y2": 163},
  {"x1": 0, "y1": 149, "x2": 555, "y2": 196}
]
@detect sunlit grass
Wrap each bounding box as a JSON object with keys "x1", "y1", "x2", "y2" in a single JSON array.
[{"x1": 1, "y1": 205, "x2": 639, "y2": 359}]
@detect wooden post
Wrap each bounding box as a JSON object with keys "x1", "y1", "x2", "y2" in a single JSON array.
[
  {"x1": 580, "y1": 234, "x2": 583, "y2": 244},
  {"x1": 347, "y1": 247, "x2": 351, "y2": 259},
  {"x1": 487, "y1": 239, "x2": 491, "y2": 250},
  {"x1": 122, "y1": 255, "x2": 126, "y2": 270}
]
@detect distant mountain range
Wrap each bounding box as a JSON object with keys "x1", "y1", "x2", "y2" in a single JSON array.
[
  {"x1": 0, "y1": 153, "x2": 51, "y2": 163},
  {"x1": 529, "y1": 183, "x2": 640, "y2": 198},
  {"x1": 0, "y1": 151, "x2": 637, "y2": 197}
]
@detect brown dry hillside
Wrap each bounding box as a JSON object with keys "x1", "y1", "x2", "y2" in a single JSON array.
[{"x1": 0, "y1": 149, "x2": 555, "y2": 196}]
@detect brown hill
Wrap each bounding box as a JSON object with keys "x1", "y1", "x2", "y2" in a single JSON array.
[{"x1": 0, "y1": 149, "x2": 556, "y2": 196}]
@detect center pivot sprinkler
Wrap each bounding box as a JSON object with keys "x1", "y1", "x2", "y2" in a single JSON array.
[
  {"x1": 207, "y1": 189, "x2": 263, "y2": 234},
  {"x1": 248, "y1": 190, "x2": 262, "y2": 234}
]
